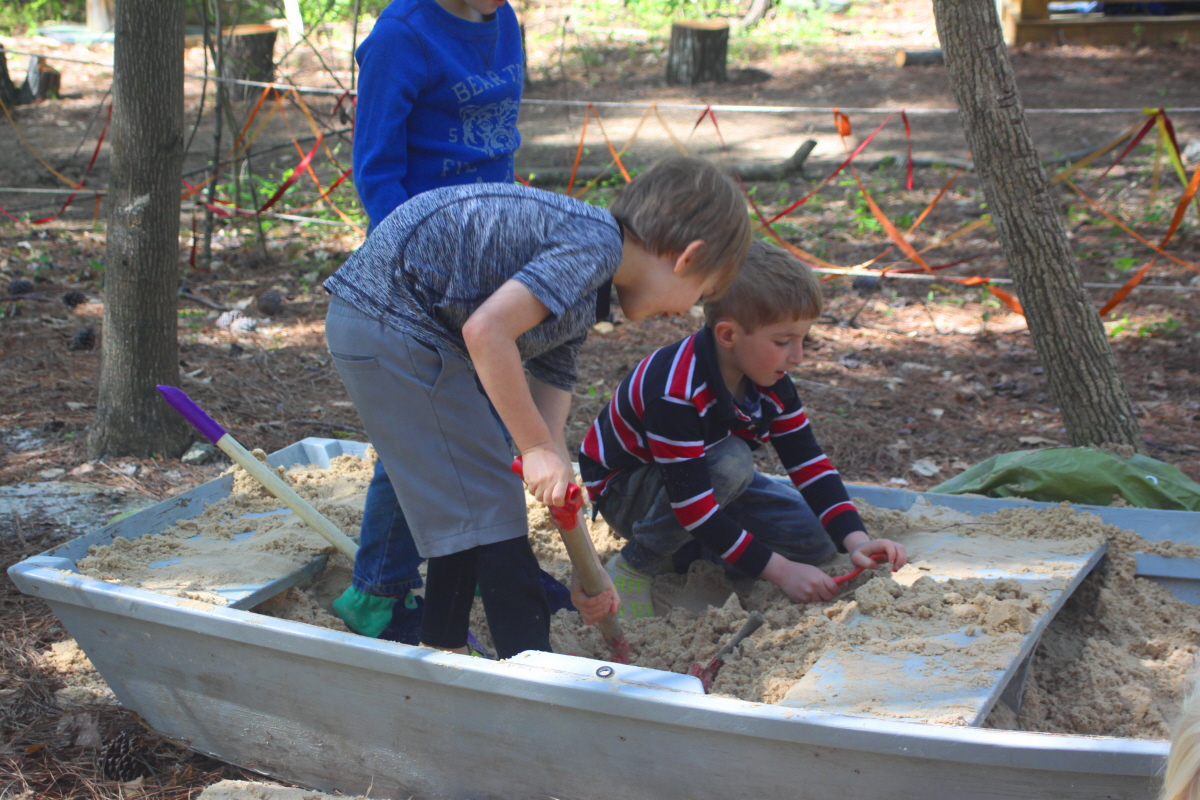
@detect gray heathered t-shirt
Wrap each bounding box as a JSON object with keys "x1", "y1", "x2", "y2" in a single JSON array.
[{"x1": 324, "y1": 183, "x2": 623, "y2": 391}]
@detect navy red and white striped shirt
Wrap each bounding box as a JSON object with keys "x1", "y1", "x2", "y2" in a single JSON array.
[{"x1": 579, "y1": 326, "x2": 864, "y2": 577}]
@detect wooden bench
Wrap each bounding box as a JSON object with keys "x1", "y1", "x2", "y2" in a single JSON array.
[{"x1": 1001, "y1": 0, "x2": 1200, "y2": 46}]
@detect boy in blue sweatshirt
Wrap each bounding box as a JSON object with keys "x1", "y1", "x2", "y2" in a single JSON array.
[
  {"x1": 580, "y1": 241, "x2": 907, "y2": 619},
  {"x1": 324, "y1": 157, "x2": 753, "y2": 659},
  {"x1": 335, "y1": 0, "x2": 526, "y2": 644},
  {"x1": 353, "y1": 0, "x2": 522, "y2": 229}
]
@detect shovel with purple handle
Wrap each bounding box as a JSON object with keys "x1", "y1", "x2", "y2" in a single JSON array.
[{"x1": 157, "y1": 385, "x2": 359, "y2": 559}]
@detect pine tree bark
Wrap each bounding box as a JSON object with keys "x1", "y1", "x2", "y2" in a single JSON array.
[
  {"x1": 89, "y1": 0, "x2": 190, "y2": 459},
  {"x1": 932, "y1": 0, "x2": 1142, "y2": 450}
]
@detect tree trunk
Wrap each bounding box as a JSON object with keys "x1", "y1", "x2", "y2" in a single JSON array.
[
  {"x1": 666, "y1": 20, "x2": 729, "y2": 86},
  {"x1": 89, "y1": 0, "x2": 190, "y2": 460},
  {"x1": 87, "y1": 0, "x2": 115, "y2": 33},
  {"x1": 932, "y1": 0, "x2": 1142, "y2": 450},
  {"x1": 741, "y1": 0, "x2": 774, "y2": 30}
]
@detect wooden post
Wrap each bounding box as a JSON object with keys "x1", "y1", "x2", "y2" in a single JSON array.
[
  {"x1": 666, "y1": 19, "x2": 729, "y2": 86},
  {"x1": 221, "y1": 24, "x2": 277, "y2": 101}
]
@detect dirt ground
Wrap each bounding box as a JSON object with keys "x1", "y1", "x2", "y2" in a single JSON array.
[{"x1": 2, "y1": 0, "x2": 1200, "y2": 795}]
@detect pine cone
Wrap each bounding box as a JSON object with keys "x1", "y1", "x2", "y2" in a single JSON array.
[
  {"x1": 8, "y1": 278, "x2": 34, "y2": 296},
  {"x1": 256, "y1": 289, "x2": 283, "y2": 316},
  {"x1": 99, "y1": 730, "x2": 154, "y2": 782},
  {"x1": 62, "y1": 290, "x2": 88, "y2": 308},
  {"x1": 68, "y1": 327, "x2": 96, "y2": 351}
]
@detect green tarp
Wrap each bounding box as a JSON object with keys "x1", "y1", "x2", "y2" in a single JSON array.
[{"x1": 928, "y1": 447, "x2": 1200, "y2": 511}]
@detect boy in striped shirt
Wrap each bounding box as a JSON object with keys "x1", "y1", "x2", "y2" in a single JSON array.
[{"x1": 579, "y1": 241, "x2": 907, "y2": 618}]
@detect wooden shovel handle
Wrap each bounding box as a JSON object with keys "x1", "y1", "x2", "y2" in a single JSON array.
[
  {"x1": 512, "y1": 457, "x2": 630, "y2": 663},
  {"x1": 712, "y1": 611, "x2": 766, "y2": 663}
]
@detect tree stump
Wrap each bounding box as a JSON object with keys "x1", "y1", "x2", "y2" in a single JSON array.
[
  {"x1": 0, "y1": 47, "x2": 18, "y2": 108},
  {"x1": 19, "y1": 56, "x2": 61, "y2": 104},
  {"x1": 221, "y1": 24, "x2": 277, "y2": 101},
  {"x1": 666, "y1": 20, "x2": 729, "y2": 86}
]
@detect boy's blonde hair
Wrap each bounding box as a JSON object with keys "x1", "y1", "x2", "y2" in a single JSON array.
[
  {"x1": 1163, "y1": 683, "x2": 1200, "y2": 800},
  {"x1": 704, "y1": 239, "x2": 823, "y2": 331},
  {"x1": 609, "y1": 156, "x2": 751, "y2": 295}
]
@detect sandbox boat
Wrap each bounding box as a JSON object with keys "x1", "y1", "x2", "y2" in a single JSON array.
[{"x1": 10, "y1": 437, "x2": 1195, "y2": 800}]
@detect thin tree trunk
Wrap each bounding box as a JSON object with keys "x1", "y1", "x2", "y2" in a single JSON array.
[
  {"x1": 201, "y1": 0, "x2": 225, "y2": 271},
  {"x1": 89, "y1": 0, "x2": 190, "y2": 459},
  {"x1": 932, "y1": 0, "x2": 1142, "y2": 450}
]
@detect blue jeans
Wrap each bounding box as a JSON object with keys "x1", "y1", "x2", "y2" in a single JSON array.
[
  {"x1": 596, "y1": 437, "x2": 836, "y2": 576},
  {"x1": 352, "y1": 460, "x2": 423, "y2": 595}
]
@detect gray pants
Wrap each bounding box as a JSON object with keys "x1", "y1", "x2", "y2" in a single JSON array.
[
  {"x1": 324, "y1": 297, "x2": 527, "y2": 558},
  {"x1": 596, "y1": 436, "x2": 836, "y2": 576}
]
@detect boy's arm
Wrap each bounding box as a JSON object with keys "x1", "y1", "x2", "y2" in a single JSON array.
[
  {"x1": 462, "y1": 279, "x2": 575, "y2": 507},
  {"x1": 528, "y1": 374, "x2": 620, "y2": 621},
  {"x1": 767, "y1": 385, "x2": 907, "y2": 572},
  {"x1": 765, "y1": 385, "x2": 866, "y2": 551},
  {"x1": 352, "y1": 21, "x2": 422, "y2": 225}
]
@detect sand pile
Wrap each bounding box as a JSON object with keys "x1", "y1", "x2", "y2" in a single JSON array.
[
  {"x1": 73, "y1": 450, "x2": 371, "y2": 603},
  {"x1": 508, "y1": 497, "x2": 1100, "y2": 717},
  {"x1": 56, "y1": 450, "x2": 1200, "y2": 739}
]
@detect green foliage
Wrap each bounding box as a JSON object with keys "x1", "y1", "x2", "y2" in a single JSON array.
[
  {"x1": 0, "y1": 0, "x2": 81, "y2": 34},
  {"x1": 1138, "y1": 316, "x2": 1181, "y2": 338},
  {"x1": 1105, "y1": 314, "x2": 1131, "y2": 337},
  {"x1": 1113, "y1": 256, "x2": 1141, "y2": 272}
]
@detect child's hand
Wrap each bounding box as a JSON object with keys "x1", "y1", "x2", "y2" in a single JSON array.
[
  {"x1": 570, "y1": 567, "x2": 620, "y2": 625},
  {"x1": 848, "y1": 536, "x2": 907, "y2": 571},
  {"x1": 520, "y1": 443, "x2": 575, "y2": 508},
  {"x1": 761, "y1": 554, "x2": 838, "y2": 603}
]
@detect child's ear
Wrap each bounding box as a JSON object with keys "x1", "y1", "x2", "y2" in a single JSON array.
[
  {"x1": 671, "y1": 240, "x2": 706, "y2": 275},
  {"x1": 712, "y1": 319, "x2": 737, "y2": 348}
]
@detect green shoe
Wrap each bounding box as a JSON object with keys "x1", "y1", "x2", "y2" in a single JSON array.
[
  {"x1": 605, "y1": 554, "x2": 656, "y2": 619},
  {"x1": 332, "y1": 586, "x2": 398, "y2": 637}
]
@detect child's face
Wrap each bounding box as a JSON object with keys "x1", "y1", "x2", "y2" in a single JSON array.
[
  {"x1": 617, "y1": 267, "x2": 721, "y2": 321},
  {"x1": 726, "y1": 317, "x2": 814, "y2": 387},
  {"x1": 466, "y1": 0, "x2": 507, "y2": 13},
  {"x1": 438, "y1": 0, "x2": 507, "y2": 20}
]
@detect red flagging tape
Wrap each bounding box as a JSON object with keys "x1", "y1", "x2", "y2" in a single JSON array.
[
  {"x1": 767, "y1": 114, "x2": 894, "y2": 224},
  {"x1": 30, "y1": 103, "x2": 112, "y2": 225}
]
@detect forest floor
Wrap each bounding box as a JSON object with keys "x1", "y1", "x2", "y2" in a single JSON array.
[{"x1": 2, "y1": 0, "x2": 1200, "y2": 795}]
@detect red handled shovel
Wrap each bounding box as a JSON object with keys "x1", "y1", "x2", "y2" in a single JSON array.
[
  {"x1": 512, "y1": 457, "x2": 631, "y2": 664},
  {"x1": 689, "y1": 611, "x2": 767, "y2": 693}
]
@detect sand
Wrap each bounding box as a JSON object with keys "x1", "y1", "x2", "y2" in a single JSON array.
[
  {"x1": 57, "y1": 450, "x2": 1200, "y2": 740},
  {"x1": 199, "y1": 780, "x2": 367, "y2": 800},
  {"x1": 74, "y1": 449, "x2": 372, "y2": 603}
]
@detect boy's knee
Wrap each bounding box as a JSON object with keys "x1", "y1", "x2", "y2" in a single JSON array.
[{"x1": 706, "y1": 438, "x2": 755, "y2": 504}]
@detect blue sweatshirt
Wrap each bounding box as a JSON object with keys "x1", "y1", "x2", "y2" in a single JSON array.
[{"x1": 353, "y1": 0, "x2": 524, "y2": 228}]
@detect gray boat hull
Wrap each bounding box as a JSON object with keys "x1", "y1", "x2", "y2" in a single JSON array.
[{"x1": 9, "y1": 438, "x2": 1177, "y2": 799}]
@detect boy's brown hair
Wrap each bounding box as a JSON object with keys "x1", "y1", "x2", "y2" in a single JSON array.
[
  {"x1": 609, "y1": 156, "x2": 751, "y2": 295},
  {"x1": 704, "y1": 239, "x2": 823, "y2": 331}
]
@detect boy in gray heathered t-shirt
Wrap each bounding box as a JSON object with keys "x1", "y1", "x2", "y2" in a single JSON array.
[{"x1": 323, "y1": 156, "x2": 751, "y2": 659}]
